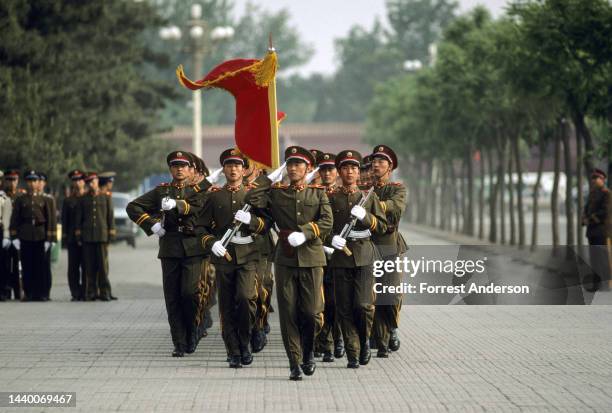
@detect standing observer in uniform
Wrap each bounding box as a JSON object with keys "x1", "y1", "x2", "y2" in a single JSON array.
[
  {"x1": 326, "y1": 150, "x2": 387, "y2": 367},
  {"x1": 199, "y1": 149, "x2": 267, "y2": 368},
  {"x1": 37, "y1": 172, "x2": 57, "y2": 301},
  {"x1": 0, "y1": 171, "x2": 13, "y2": 301},
  {"x1": 76, "y1": 172, "x2": 116, "y2": 301},
  {"x1": 582, "y1": 168, "x2": 612, "y2": 291},
  {"x1": 3, "y1": 169, "x2": 23, "y2": 300},
  {"x1": 62, "y1": 170, "x2": 86, "y2": 301},
  {"x1": 126, "y1": 151, "x2": 205, "y2": 357},
  {"x1": 246, "y1": 146, "x2": 332, "y2": 381},
  {"x1": 9, "y1": 171, "x2": 55, "y2": 301},
  {"x1": 369, "y1": 145, "x2": 408, "y2": 357}
]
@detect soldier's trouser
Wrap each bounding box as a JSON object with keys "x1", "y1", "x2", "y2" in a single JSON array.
[
  {"x1": 43, "y1": 248, "x2": 52, "y2": 298},
  {"x1": 275, "y1": 264, "x2": 324, "y2": 367},
  {"x1": 0, "y1": 243, "x2": 9, "y2": 298},
  {"x1": 315, "y1": 267, "x2": 343, "y2": 353},
  {"x1": 67, "y1": 242, "x2": 85, "y2": 299},
  {"x1": 102, "y1": 243, "x2": 113, "y2": 296},
  {"x1": 372, "y1": 255, "x2": 403, "y2": 350},
  {"x1": 20, "y1": 240, "x2": 45, "y2": 300},
  {"x1": 83, "y1": 242, "x2": 110, "y2": 299},
  {"x1": 254, "y1": 257, "x2": 274, "y2": 330},
  {"x1": 216, "y1": 262, "x2": 258, "y2": 356},
  {"x1": 587, "y1": 236, "x2": 611, "y2": 283},
  {"x1": 7, "y1": 246, "x2": 20, "y2": 299},
  {"x1": 333, "y1": 265, "x2": 375, "y2": 360},
  {"x1": 161, "y1": 256, "x2": 202, "y2": 348}
]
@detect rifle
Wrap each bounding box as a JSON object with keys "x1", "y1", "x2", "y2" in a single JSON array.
[
  {"x1": 219, "y1": 162, "x2": 287, "y2": 261},
  {"x1": 336, "y1": 186, "x2": 375, "y2": 256}
]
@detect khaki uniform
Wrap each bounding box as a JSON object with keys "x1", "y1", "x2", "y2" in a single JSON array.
[
  {"x1": 371, "y1": 180, "x2": 408, "y2": 351},
  {"x1": 75, "y1": 190, "x2": 115, "y2": 300},
  {"x1": 9, "y1": 192, "x2": 56, "y2": 300},
  {"x1": 62, "y1": 192, "x2": 85, "y2": 299},
  {"x1": 126, "y1": 182, "x2": 204, "y2": 350},
  {"x1": 42, "y1": 193, "x2": 56, "y2": 299},
  {"x1": 199, "y1": 183, "x2": 266, "y2": 356},
  {"x1": 327, "y1": 186, "x2": 387, "y2": 361},
  {"x1": 247, "y1": 176, "x2": 332, "y2": 368}
]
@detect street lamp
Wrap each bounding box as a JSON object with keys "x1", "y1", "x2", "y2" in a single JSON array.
[{"x1": 159, "y1": 4, "x2": 234, "y2": 158}]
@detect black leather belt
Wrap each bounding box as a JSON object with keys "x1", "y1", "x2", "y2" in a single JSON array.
[{"x1": 166, "y1": 225, "x2": 195, "y2": 235}]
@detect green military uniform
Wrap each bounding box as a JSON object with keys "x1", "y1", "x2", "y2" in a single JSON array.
[
  {"x1": 582, "y1": 169, "x2": 611, "y2": 290},
  {"x1": 126, "y1": 151, "x2": 205, "y2": 356},
  {"x1": 369, "y1": 145, "x2": 408, "y2": 355},
  {"x1": 199, "y1": 150, "x2": 267, "y2": 366},
  {"x1": 62, "y1": 170, "x2": 86, "y2": 300},
  {"x1": 246, "y1": 146, "x2": 332, "y2": 380},
  {"x1": 75, "y1": 173, "x2": 115, "y2": 301},
  {"x1": 9, "y1": 171, "x2": 56, "y2": 301},
  {"x1": 326, "y1": 150, "x2": 387, "y2": 367}
]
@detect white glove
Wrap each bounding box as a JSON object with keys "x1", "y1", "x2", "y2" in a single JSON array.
[
  {"x1": 323, "y1": 246, "x2": 335, "y2": 257},
  {"x1": 211, "y1": 241, "x2": 227, "y2": 257},
  {"x1": 151, "y1": 222, "x2": 166, "y2": 237},
  {"x1": 206, "y1": 168, "x2": 223, "y2": 184},
  {"x1": 2, "y1": 239, "x2": 11, "y2": 249},
  {"x1": 44, "y1": 241, "x2": 51, "y2": 252},
  {"x1": 305, "y1": 167, "x2": 320, "y2": 184},
  {"x1": 287, "y1": 231, "x2": 306, "y2": 247},
  {"x1": 234, "y1": 210, "x2": 251, "y2": 224},
  {"x1": 12, "y1": 239, "x2": 20, "y2": 251},
  {"x1": 161, "y1": 198, "x2": 177, "y2": 211},
  {"x1": 351, "y1": 205, "x2": 366, "y2": 221},
  {"x1": 267, "y1": 162, "x2": 286, "y2": 183},
  {"x1": 331, "y1": 235, "x2": 347, "y2": 250}
]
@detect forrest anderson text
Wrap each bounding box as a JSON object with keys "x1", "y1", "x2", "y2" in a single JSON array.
[{"x1": 373, "y1": 282, "x2": 530, "y2": 295}]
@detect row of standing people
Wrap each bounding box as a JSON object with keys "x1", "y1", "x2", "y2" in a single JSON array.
[
  {"x1": 0, "y1": 169, "x2": 117, "y2": 302},
  {"x1": 126, "y1": 144, "x2": 407, "y2": 381}
]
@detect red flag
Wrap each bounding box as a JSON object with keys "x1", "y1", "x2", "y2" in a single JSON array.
[{"x1": 176, "y1": 51, "x2": 282, "y2": 169}]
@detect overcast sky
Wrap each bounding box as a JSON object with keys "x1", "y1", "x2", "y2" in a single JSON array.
[{"x1": 232, "y1": 0, "x2": 508, "y2": 75}]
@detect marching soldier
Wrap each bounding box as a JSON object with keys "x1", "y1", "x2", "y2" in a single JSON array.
[
  {"x1": 199, "y1": 149, "x2": 266, "y2": 368},
  {"x1": 359, "y1": 155, "x2": 373, "y2": 187},
  {"x1": 308, "y1": 149, "x2": 323, "y2": 185},
  {"x1": 582, "y1": 168, "x2": 612, "y2": 291},
  {"x1": 126, "y1": 151, "x2": 205, "y2": 357},
  {"x1": 9, "y1": 171, "x2": 55, "y2": 301},
  {"x1": 38, "y1": 172, "x2": 57, "y2": 301},
  {"x1": 246, "y1": 146, "x2": 332, "y2": 381},
  {"x1": 3, "y1": 169, "x2": 23, "y2": 300},
  {"x1": 62, "y1": 170, "x2": 86, "y2": 301},
  {"x1": 76, "y1": 172, "x2": 116, "y2": 301},
  {"x1": 369, "y1": 145, "x2": 408, "y2": 357},
  {"x1": 314, "y1": 152, "x2": 346, "y2": 362},
  {"x1": 326, "y1": 150, "x2": 387, "y2": 368},
  {"x1": 0, "y1": 171, "x2": 13, "y2": 301}
]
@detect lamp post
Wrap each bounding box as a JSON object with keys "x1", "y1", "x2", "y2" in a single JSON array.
[{"x1": 160, "y1": 4, "x2": 234, "y2": 158}]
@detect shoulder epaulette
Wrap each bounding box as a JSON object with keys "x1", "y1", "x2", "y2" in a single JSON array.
[
  {"x1": 308, "y1": 184, "x2": 325, "y2": 189},
  {"x1": 209, "y1": 185, "x2": 222, "y2": 192},
  {"x1": 272, "y1": 182, "x2": 288, "y2": 189},
  {"x1": 390, "y1": 182, "x2": 403, "y2": 187},
  {"x1": 245, "y1": 182, "x2": 258, "y2": 190},
  {"x1": 157, "y1": 182, "x2": 170, "y2": 187},
  {"x1": 192, "y1": 184, "x2": 202, "y2": 193}
]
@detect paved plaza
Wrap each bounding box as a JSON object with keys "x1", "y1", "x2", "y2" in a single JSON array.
[{"x1": 0, "y1": 227, "x2": 611, "y2": 412}]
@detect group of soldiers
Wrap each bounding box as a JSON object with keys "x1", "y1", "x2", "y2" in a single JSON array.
[
  {"x1": 126, "y1": 144, "x2": 407, "y2": 381},
  {"x1": 0, "y1": 169, "x2": 117, "y2": 302}
]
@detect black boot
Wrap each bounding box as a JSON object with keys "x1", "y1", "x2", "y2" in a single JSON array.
[
  {"x1": 359, "y1": 341, "x2": 371, "y2": 365},
  {"x1": 347, "y1": 358, "x2": 360, "y2": 369},
  {"x1": 377, "y1": 346, "x2": 389, "y2": 358},
  {"x1": 172, "y1": 345, "x2": 185, "y2": 357},
  {"x1": 300, "y1": 352, "x2": 316, "y2": 376},
  {"x1": 322, "y1": 351, "x2": 334, "y2": 362},
  {"x1": 389, "y1": 329, "x2": 400, "y2": 352},
  {"x1": 251, "y1": 329, "x2": 266, "y2": 353},
  {"x1": 334, "y1": 339, "x2": 345, "y2": 358},
  {"x1": 186, "y1": 330, "x2": 198, "y2": 354},
  {"x1": 229, "y1": 355, "x2": 242, "y2": 368},
  {"x1": 240, "y1": 344, "x2": 253, "y2": 366},
  {"x1": 289, "y1": 366, "x2": 302, "y2": 381}
]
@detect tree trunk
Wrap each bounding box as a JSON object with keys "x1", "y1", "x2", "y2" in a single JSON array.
[
  {"x1": 573, "y1": 112, "x2": 595, "y2": 174},
  {"x1": 450, "y1": 162, "x2": 460, "y2": 233},
  {"x1": 513, "y1": 134, "x2": 526, "y2": 248},
  {"x1": 488, "y1": 147, "x2": 498, "y2": 243},
  {"x1": 498, "y1": 137, "x2": 507, "y2": 245},
  {"x1": 562, "y1": 119, "x2": 575, "y2": 252},
  {"x1": 575, "y1": 122, "x2": 584, "y2": 249},
  {"x1": 531, "y1": 136, "x2": 546, "y2": 252},
  {"x1": 466, "y1": 146, "x2": 475, "y2": 236},
  {"x1": 551, "y1": 125, "x2": 561, "y2": 249},
  {"x1": 460, "y1": 159, "x2": 467, "y2": 233},
  {"x1": 439, "y1": 161, "x2": 447, "y2": 230},
  {"x1": 508, "y1": 141, "x2": 516, "y2": 246},
  {"x1": 478, "y1": 149, "x2": 485, "y2": 240}
]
